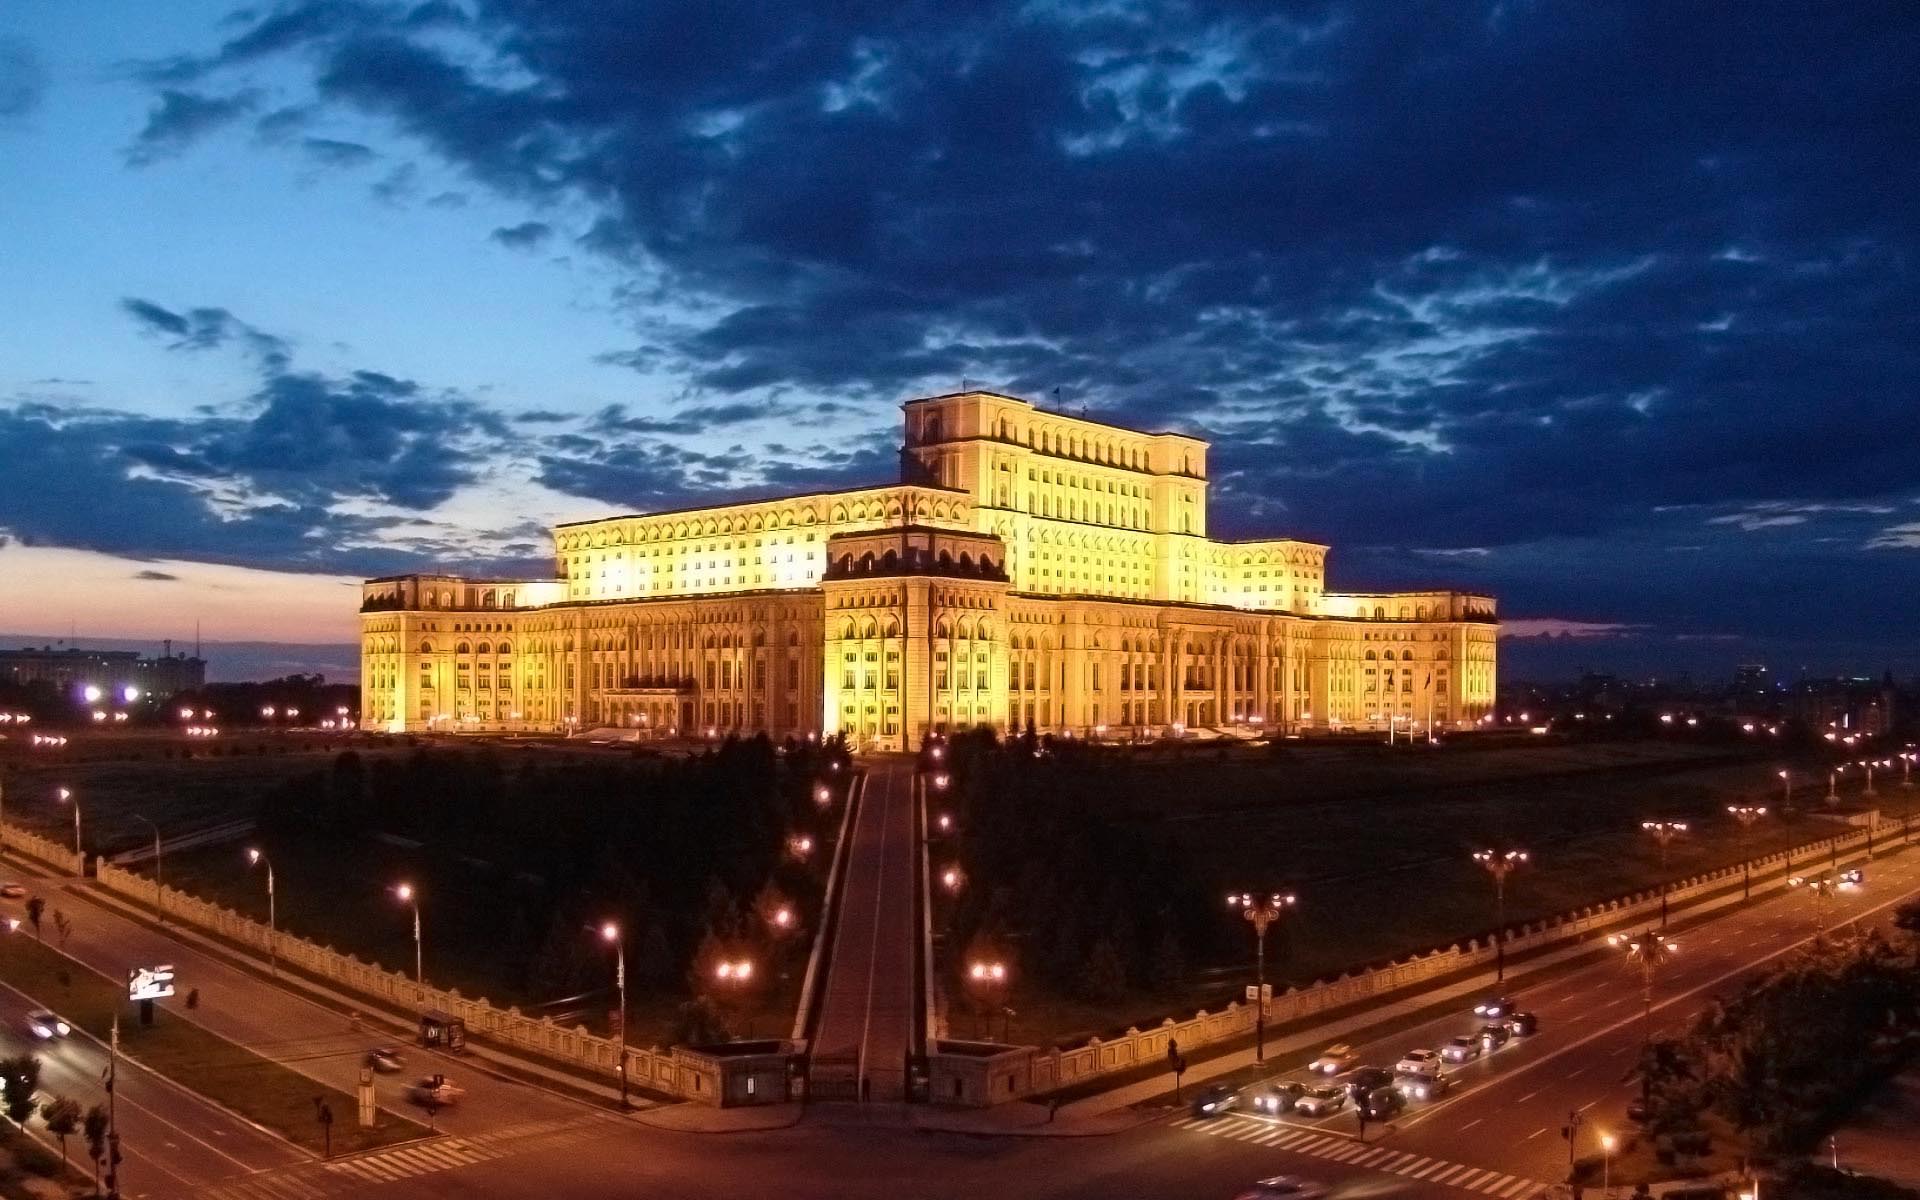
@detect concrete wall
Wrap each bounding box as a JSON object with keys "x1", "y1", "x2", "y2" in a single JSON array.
[
  {"x1": 1012, "y1": 818, "x2": 1909, "y2": 1102},
  {"x1": 91, "y1": 860, "x2": 779, "y2": 1106},
  {"x1": 0, "y1": 820, "x2": 83, "y2": 876}
]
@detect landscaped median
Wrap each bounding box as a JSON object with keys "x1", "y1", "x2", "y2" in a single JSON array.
[{"x1": 0, "y1": 931, "x2": 427, "y2": 1156}]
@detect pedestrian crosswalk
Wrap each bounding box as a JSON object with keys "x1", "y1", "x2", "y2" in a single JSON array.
[
  {"x1": 1170, "y1": 1113, "x2": 1549, "y2": 1198},
  {"x1": 198, "y1": 1117, "x2": 596, "y2": 1199}
]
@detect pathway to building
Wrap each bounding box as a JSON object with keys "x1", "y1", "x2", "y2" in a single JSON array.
[{"x1": 809, "y1": 757, "x2": 920, "y2": 1102}]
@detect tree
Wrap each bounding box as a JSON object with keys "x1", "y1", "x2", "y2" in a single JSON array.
[
  {"x1": 83, "y1": 1104, "x2": 108, "y2": 1193},
  {"x1": 25, "y1": 896, "x2": 44, "y2": 940},
  {"x1": 1148, "y1": 918, "x2": 1187, "y2": 993},
  {"x1": 0, "y1": 1054, "x2": 41, "y2": 1127},
  {"x1": 1083, "y1": 935, "x2": 1128, "y2": 1003},
  {"x1": 670, "y1": 996, "x2": 729, "y2": 1047},
  {"x1": 53, "y1": 909, "x2": 71, "y2": 949},
  {"x1": 41, "y1": 1096, "x2": 79, "y2": 1163}
]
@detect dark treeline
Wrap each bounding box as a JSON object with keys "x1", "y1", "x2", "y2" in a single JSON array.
[
  {"x1": 253, "y1": 734, "x2": 844, "y2": 1031},
  {"x1": 940, "y1": 730, "x2": 1222, "y2": 1012}
]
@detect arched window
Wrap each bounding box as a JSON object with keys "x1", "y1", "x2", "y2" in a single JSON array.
[
  {"x1": 456, "y1": 641, "x2": 471, "y2": 654},
  {"x1": 418, "y1": 640, "x2": 433, "y2": 654},
  {"x1": 498, "y1": 641, "x2": 511, "y2": 655}
]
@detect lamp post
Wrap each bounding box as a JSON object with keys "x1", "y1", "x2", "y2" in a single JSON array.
[
  {"x1": 1788, "y1": 873, "x2": 1838, "y2": 938},
  {"x1": 967, "y1": 959, "x2": 1010, "y2": 1040},
  {"x1": 1473, "y1": 849, "x2": 1528, "y2": 982},
  {"x1": 1726, "y1": 805, "x2": 1767, "y2": 901},
  {"x1": 1227, "y1": 891, "x2": 1296, "y2": 1063},
  {"x1": 713, "y1": 958, "x2": 756, "y2": 1038},
  {"x1": 1777, "y1": 769, "x2": 1791, "y2": 807},
  {"x1": 1900, "y1": 751, "x2": 1914, "y2": 788},
  {"x1": 246, "y1": 848, "x2": 277, "y2": 975},
  {"x1": 1609, "y1": 928, "x2": 1679, "y2": 1045},
  {"x1": 1829, "y1": 766, "x2": 1842, "y2": 804},
  {"x1": 57, "y1": 787, "x2": 81, "y2": 861},
  {"x1": 598, "y1": 921, "x2": 629, "y2": 1107},
  {"x1": 392, "y1": 883, "x2": 424, "y2": 988},
  {"x1": 1641, "y1": 820, "x2": 1688, "y2": 925},
  {"x1": 1601, "y1": 1132, "x2": 1616, "y2": 1198},
  {"x1": 131, "y1": 814, "x2": 162, "y2": 924},
  {"x1": 1861, "y1": 759, "x2": 1877, "y2": 797}
]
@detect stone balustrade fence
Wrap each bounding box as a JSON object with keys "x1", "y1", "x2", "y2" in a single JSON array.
[{"x1": 0, "y1": 820, "x2": 84, "y2": 876}]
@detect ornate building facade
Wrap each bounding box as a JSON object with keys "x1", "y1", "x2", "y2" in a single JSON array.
[{"x1": 360, "y1": 392, "x2": 1496, "y2": 748}]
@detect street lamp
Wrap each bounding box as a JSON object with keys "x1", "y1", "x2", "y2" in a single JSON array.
[
  {"x1": 713, "y1": 958, "x2": 756, "y2": 1038},
  {"x1": 1725, "y1": 805, "x2": 1767, "y2": 901},
  {"x1": 597, "y1": 921, "x2": 629, "y2": 1107},
  {"x1": 57, "y1": 787, "x2": 81, "y2": 861},
  {"x1": 941, "y1": 865, "x2": 965, "y2": 894},
  {"x1": 1777, "y1": 769, "x2": 1791, "y2": 806},
  {"x1": 1641, "y1": 820, "x2": 1688, "y2": 925},
  {"x1": 1226, "y1": 891, "x2": 1296, "y2": 1063},
  {"x1": 1787, "y1": 873, "x2": 1840, "y2": 938},
  {"x1": 1473, "y1": 848, "x2": 1529, "y2": 982},
  {"x1": 1860, "y1": 759, "x2": 1878, "y2": 797},
  {"x1": 247, "y1": 848, "x2": 278, "y2": 975},
  {"x1": 132, "y1": 814, "x2": 163, "y2": 924},
  {"x1": 392, "y1": 883, "x2": 424, "y2": 988},
  {"x1": 967, "y1": 959, "x2": 1011, "y2": 1040},
  {"x1": 1601, "y1": 1131, "x2": 1616, "y2": 1198},
  {"x1": 1609, "y1": 929, "x2": 1679, "y2": 1048},
  {"x1": 1828, "y1": 765, "x2": 1842, "y2": 804},
  {"x1": 787, "y1": 834, "x2": 815, "y2": 862}
]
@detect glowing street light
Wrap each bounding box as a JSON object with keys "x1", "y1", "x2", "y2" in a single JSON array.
[
  {"x1": 1859, "y1": 758, "x2": 1878, "y2": 797},
  {"x1": 1609, "y1": 929, "x2": 1679, "y2": 1045},
  {"x1": 1227, "y1": 891, "x2": 1297, "y2": 1063},
  {"x1": 392, "y1": 883, "x2": 425, "y2": 987},
  {"x1": 1601, "y1": 1131, "x2": 1617, "y2": 1197},
  {"x1": 814, "y1": 784, "x2": 832, "y2": 808},
  {"x1": 940, "y1": 865, "x2": 965, "y2": 894},
  {"x1": 82, "y1": 685, "x2": 102, "y2": 704},
  {"x1": 1473, "y1": 848, "x2": 1529, "y2": 982},
  {"x1": 596, "y1": 921, "x2": 629, "y2": 1107},
  {"x1": 247, "y1": 848, "x2": 278, "y2": 975},
  {"x1": 57, "y1": 787, "x2": 82, "y2": 860},
  {"x1": 1726, "y1": 805, "x2": 1768, "y2": 901},
  {"x1": 787, "y1": 834, "x2": 815, "y2": 861},
  {"x1": 1777, "y1": 769, "x2": 1791, "y2": 806},
  {"x1": 967, "y1": 958, "x2": 1012, "y2": 1041},
  {"x1": 1641, "y1": 820, "x2": 1688, "y2": 925}
]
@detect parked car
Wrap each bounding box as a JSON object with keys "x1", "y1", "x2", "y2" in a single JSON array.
[
  {"x1": 1442, "y1": 1035, "x2": 1483, "y2": 1063},
  {"x1": 1248, "y1": 1081, "x2": 1306, "y2": 1115},
  {"x1": 405, "y1": 1076, "x2": 465, "y2": 1107},
  {"x1": 1506, "y1": 1011, "x2": 1539, "y2": 1037},
  {"x1": 1293, "y1": 1085, "x2": 1348, "y2": 1117},
  {"x1": 1473, "y1": 995, "x2": 1518, "y2": 1019},
  {"x1": 1191, "y1": 1084, "x2": 1239, "y2": 1118},
  {"x1": 25, "y1": 1011, "x2": 70, "y2": 1040},
  {"x1": 1359, "y1": 1084, "x2": 1404, "y2": 1118},
  {"x1": 1309, "y1": 1044, "x2": 1357, "y2": 1074},
  {"x1": 366, "y1": 1046, "x2": 406, "y2": 1073},
  {"x1": 1233, "y1": 1175, "x2": 1331, "y2": 1200},
  {"x1": 1340, "y1": 1067, "x2": 1395, "y2": 1100},
  {"x1": 1395, "y1": 1071, "x2": 1452, "y2": 1102},
  {"x1": 0, "y1": 883, "x2": 26, "y2": 899},
  {"x1": 1478, "y1": 1023, "x2": 1512, "y2": 1050},
  {"x1": 1395, "y1": 1048, "x2": 1442, "y2": 1077}
]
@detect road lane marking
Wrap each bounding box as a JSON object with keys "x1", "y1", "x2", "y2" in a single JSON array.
[
  {"x1": 1431, "y1": 1165, "x2": 1470, "y2": 1183},
  {"x1": 1524, "y1": 1127, "x2": 1547, "y2": 1140},
  {"x1": 1458, "y1": 1117, "x2": 1484, "y2": 1131},
  {"x1": 1396, "y1": 1156, "x2": 1435, "y2": 1174}
]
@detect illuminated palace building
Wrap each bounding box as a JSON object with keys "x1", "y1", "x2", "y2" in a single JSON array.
[{"x1": 359, "y1": 392, "x2": 1496, "y2": 748}]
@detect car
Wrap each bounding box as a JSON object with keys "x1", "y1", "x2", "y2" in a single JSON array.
[
  {"x1": 1839, "y1": 867, "x2": 1865, "y2": 887},
  {"x1": 1442, "y1": 1035, "x2": 1483, "y2": 1063},
  {"x1": 1625, "y1": 1097, "x2": 1652, "y2": 1124},
  {"x1": 1395, "y1": 1071, "x2": 1452, "y2": 1102},
  {"x1": 0, "y1": 883, "x2": 26, "y2": 899},
  {"x1": 1340, "y1": 1066, "x2": 1395, "y2": 1100},
  {"x1": 1395, "y1": 1048, "x2": 1442, "y2": 1077},
  {"x1": 1233, "y1": 1175, "x2": 1332, "y2": 1200},
  {"x1": 1309, "y1": 1043, "x2": 1356, "y2": 1074},
  {"x1": 1247, "y1": 1081, "x2": 1306, "y2": 1115},
  {"x1": 1506, "y1": 1011, "x2": 1539, "y2": 1038},
  {"x1": 1478, "y1": 1023, "x2": 1512, "y2": 1050},
  {"x1": 1191, "y1": 1084, "x2": 1238, "y2": 1118},
  {"x1": 1358, "y1": 1084, "x2": 1405, "y2": 1118},
  {"x1": 25, "y1": 1011, "x2": 70, "y2": 1040},
  {"x1": 1473, "y1": 995, "x2": 1519, "y2": 1019},
  {"x1": 1292, "y1": 1085, "x2": 1348, "y2": 1117},
  {"x1": 404, "y1": 1076, "x2": 465, "y2": 1107},
  {"x1": 365, "y1": 1046, "x2": 406, "y2": 1073}
]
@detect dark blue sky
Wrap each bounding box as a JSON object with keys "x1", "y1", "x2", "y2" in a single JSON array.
[{"x1": 1, "y1": 2, "x2": 1916, "y2": 680}]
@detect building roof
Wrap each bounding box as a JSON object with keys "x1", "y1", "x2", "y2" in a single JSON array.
[{"x1": 902, "y1": 390, "x2": 1206, "y2": 443}]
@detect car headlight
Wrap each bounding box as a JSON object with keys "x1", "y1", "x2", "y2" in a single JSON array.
[
  {"x1": 56, "y1": 1021, "x2": 70, "y2": 1036},
  {"x1": 1201, "y1": 1103, "x2": 1215, "y2": 1111}
]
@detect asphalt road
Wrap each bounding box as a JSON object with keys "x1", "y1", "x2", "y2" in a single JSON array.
[
  {"x1": 0, "y1": 978, "x2": 307, "y2": 1199},
  {"x1": 808, "y1": 760, "x2": 918, "y2": 1101}
]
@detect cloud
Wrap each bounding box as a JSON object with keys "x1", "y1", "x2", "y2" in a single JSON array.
[
  {"x1": 1500, "y1": 619, "x2": 1647, "y2": 639},
  {"x1": 300, "y1": 136, "x2": 378, "y2": 168},
  {"x1": 120, "y1": 297, "x2": 291, "y2": 369},
  {"x1": 489, "y1": 220, "x2": 552, "y2": 250},
  {"x1": 132, "y1": 569, "x2": 180, "y2": 581},
  {"x1": 127, "y1": 88, "x2": 260, "y2": 165},
  {"x1": 0, "y1": 37, "x2": 47, "y2": 119}
]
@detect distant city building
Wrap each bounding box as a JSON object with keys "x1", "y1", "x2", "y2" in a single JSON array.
[
  {"x1": 0, "y1": 645, "x2": 207, "y2": 700},
  {"x1": 360, "y1": 391, "x2": 1498, "y2": 748}
]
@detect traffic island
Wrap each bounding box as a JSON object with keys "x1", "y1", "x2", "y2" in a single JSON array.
[{"x1": 0, "y1": 933, "x2": 427, "y2": 1156}]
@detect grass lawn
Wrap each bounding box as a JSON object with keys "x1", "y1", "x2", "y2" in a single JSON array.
[
  {"x1": 979, "y1": 741, "x2": 1919, "y2": 1048},
  {"x1": 0, "y1": 933, "x2": 426, "y2": 1156},
  {"x1": 0, "y1": 1134, "x2": 80, "y2": 1200}
]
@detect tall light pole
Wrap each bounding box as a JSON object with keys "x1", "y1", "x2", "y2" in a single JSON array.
[
  {"x1": 967, "y1": 959, "x2": 1010, "y2": 1041},
  {"x1": 247, "y1": 848, "x2": 277, "y2": 975},
  {"x1": 598, "y1": 921, "x2": 628, "y2": 1108},
  {"x1": 1227, "y1": 891, "x2": 1296, "y2": 1063},
  {"x1": 132, "y1": 814, "x2": 162, "y2": 924},
  {"x1": 1777, "y1": 769, "x2": 1791, "y2": 807},
  {"x1": 1861, "y1": 759, "x2": 1878, "y2": 797},
  {"x1": 1726, "y1": 805, "x2": 1767, "y2": 901},
  {"x1": 57, "y1": 787, "x2": 81, "y2": 861},
  {"x1": 1473, "y1": 849, "x2": 1528, "y2": 982},
  {"x1": 1601, "y1": 1131, "x2": 1616, "y2": 1199},
  {"x1": 1900, "y1": 751, "x2": 1914, "y2": 789},
  {"x1": 1828, "y1": 766, "x2": 1842, "y2": 804},
  {"x1": 1788, "y1": 873, "x2": 1839, "y2": 938},
  {"x1": 1609, "y1": 928, "x2": 1679, "y2": 1045},
  {"x1": 1641, "y1": 820, "x2": 1688, "y2": 925},
  {"x1": 393, "y1": 883, "x2": 424, "y2": 988}
]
